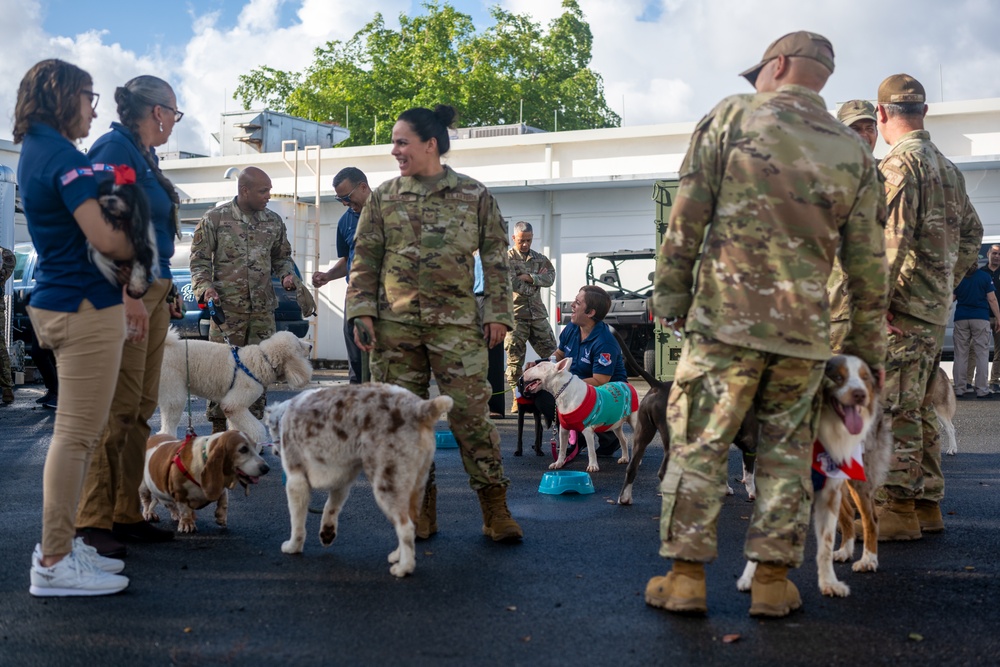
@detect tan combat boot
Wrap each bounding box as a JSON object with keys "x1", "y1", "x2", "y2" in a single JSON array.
[
  {"x1": 749, "y1": 563, "x2": 801, "y2": 618},
  {"x1": 876, "y1": 498, "x2": 922, "y2": 541},
  {"x1": 645, "y1": 560, "x2": 707, "y2": 614},
  {"x1": 476, "y1": 486, "x2": 523, "y2": 542},
  {"x1": 914, "y1": 499, "x2": 944, "y2": 533},
  {"x1": 416, "y1": 482, "x2": 438, "y2": 540}
]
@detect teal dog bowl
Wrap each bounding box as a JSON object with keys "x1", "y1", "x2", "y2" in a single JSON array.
[
  {"x1": 538, "y1": 470, "x2": 595, "y2": 495},
  {"x1": 435, "y1": 431, "x2": 458, "y2": 449}
]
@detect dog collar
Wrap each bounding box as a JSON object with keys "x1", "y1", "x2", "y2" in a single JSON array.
[
  {"x1": 553, "y1": 378, "x2": 573, "y2": 401},
  {"x1": 171, "y1": 433, "x2": 203, "y2": 489}
]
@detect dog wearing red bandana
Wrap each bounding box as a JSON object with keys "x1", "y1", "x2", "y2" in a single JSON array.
[
  {"x1": 91, "y1": 163, "x2": 158, "y2": 298},
  {"x1": 520, "y1": 358, "x2": 638, "y2": 473}
]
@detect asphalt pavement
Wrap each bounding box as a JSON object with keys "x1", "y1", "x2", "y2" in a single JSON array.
[{"x1": 0, "y1": 369, "x2": 998, "y2": 666}]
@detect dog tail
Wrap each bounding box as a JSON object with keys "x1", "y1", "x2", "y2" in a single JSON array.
[
  {"x1": 419, "y1": 395, "x2": 454, "y2": 426},
  {"x1": 612, "y1": 328, "x2": 669, "y2": 391}
]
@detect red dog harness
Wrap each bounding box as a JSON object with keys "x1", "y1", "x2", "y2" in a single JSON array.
[
  {"x1": 171, "y1": 433, "x2": 205, "y2": 489},
  {"x1": 557, "y1": 382, "x2": 638, "y2": 433}
]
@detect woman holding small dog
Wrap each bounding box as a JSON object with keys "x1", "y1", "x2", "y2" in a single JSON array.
[
  {"x1": 14, "y1": 59, "x2": 135, "y2": 596},
  {"x1": 347, "y1": 104, "x2": 523, "y2": 543},
  {"x1": 75, "y1": 75, "x2": 184, "y2": 558}
]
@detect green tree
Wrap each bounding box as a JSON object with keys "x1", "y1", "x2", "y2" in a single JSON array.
[{"x1": 233, "y1": 0, "x2": 620, "y2": 146}]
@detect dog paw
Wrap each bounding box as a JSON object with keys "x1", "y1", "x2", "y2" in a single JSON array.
[
  {"x1": 281, "y1": 539, "x2": 304, "y2": 554},
  {"x1": 832, "y1": 547, "x2": 852, "y2": 563},
  {"x1": 852, "y1": 553, "x2": 879, "y2": 573},
  {"x1": 617, "y1": 456, "x2": 629, "y2": 465},
  {"x1": 726, "y1": 483, "x2": 734, "y2": 496},
  {"x1": 178, "y1": 521, "x2": 197, "y2": 534},
  {"x1": 820, "y1": 580, "x2": 851, "y2": 597},
  {"x1": 319, "y1": 525, "x2": 337, "y2": 546},
  {"x1": 388, "y1": 548, "x2": 400, "y2": 564},
  {"x1": 390, "y1": 561, "x2": 414, "y2": 578},
  {"x1": 586, "y1": 464, "x2": 600, "y2": 473},
  {"x1": 142, "y1": 511, "x2": 159, "y2": 523},
  {"x1": 514, "y1": 450, "x2": 523, "y2": 457},
  {"x1": 534, "y1": 447, "x2": 544, "y2": 457},
  {"x1": 617, "y1": 492, "x2": 632, "y2": 506},
  {"x1": 736, "y1": 574, "x2": 753, "y2": 592},
  {"x1": 549, "y1": 461, "x2": 564, "y2": 470}
]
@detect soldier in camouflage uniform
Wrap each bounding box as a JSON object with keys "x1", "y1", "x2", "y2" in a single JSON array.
[
  {"x1": 504, "y1": 220, "x2": 557, "y2": 412},
  {"x1": 645, "y1": 32, "x2": 888, "y2": 618},
  {"x1": 874, "y1": 75, "x2": 982, "y2": 539},
  {"x1": 829, "y1": 100, "x2": 881, "y2": 353},
  {"x1": 347, "y1": 104, "x2": 522, "y2": 543},
  {"x1": 190, "y1": 166, "x2": 297, "y2": 431},
  {"x1": 1, "y1": 246, "x2": 15, "y2": 404}
]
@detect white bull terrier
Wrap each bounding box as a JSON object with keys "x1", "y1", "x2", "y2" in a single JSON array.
[{"x1": 520, "y1": 358, "x2": 639, "y2": 473}]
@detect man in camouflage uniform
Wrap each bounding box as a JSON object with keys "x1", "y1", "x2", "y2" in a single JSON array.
[
  {"x1": 0, "y1": 246, "x2": 15, "y2": 404},
  {"x1": 190, "y1": 166, "x2": 297, "y2": 432},
  {"x1": 645, "y1": 31, "x2": 888, "y2": 618},
  {"x1": 347, "y1": 164, "x2": 522, "y2": 543},
  {"x1": 829, "y1": 100, "x2": 881, "y2": 353},
  {"x1": 874, "y1": 74, "x2": 982, "y2": 539},
  {"x1": 504, "y1": 220, "x2": 557, "y2": 413}
]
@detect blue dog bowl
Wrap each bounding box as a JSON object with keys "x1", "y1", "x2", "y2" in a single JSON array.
[
  {"x1": 435, "y1": 431, "x2": 458, "y2": 449},
  {"x1": 538, "y1": 470, "x2": 595, "y2": 495}
]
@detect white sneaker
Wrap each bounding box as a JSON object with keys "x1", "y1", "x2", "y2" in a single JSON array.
[
  {"x1": 32, "y1": 541, "x2": 125, "y2": 575},
  {"x1": 29, "y1": 548, "x2": 129, "y2": 597}
]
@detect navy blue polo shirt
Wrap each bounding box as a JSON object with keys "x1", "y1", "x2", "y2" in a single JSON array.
[
  {"x1": 954, "y1": 270, "x2": 995, "y2": 321},
  {"x1": 336, "y1": 208, "x2": 359, "y2": 284},
  {"x1": 89, "y1": 122, "x2": 174, "y2": 279},
  {"x1": 558, "y1": 321, "x2": 628, "y2": 382},
  {"x1": 17, "y1": 122, "x2": 122, "y2": 312}
]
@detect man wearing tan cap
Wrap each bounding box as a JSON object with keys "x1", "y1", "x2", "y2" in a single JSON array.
[
  {"x1": 875, "y1": 74, "x2": 982, "y2": 539},
  {"x1": 828, "y1": 100, "x2": 881, "y2": 353},
  {"x1": 645, "y1": 32, "x2": 888, "y2": 618}
]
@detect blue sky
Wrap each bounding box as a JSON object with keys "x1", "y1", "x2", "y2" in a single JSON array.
[{"x1": 5, "y1": 0, "x2": 1000, "y2": 155}]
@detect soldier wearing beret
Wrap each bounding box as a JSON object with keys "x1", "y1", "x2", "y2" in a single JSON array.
[
  {"x1": 190, "y1": 166, "x2": 297, "y2": 432},
  {"x1": 347, "y1": 104, "x2": 522, "y2": 543},
  {"x1": 646, "y1": 31, "x2": 889, "y2": 618},
  {"x1": 874, "y1": 74, "x2": 983, "y2": 539}
]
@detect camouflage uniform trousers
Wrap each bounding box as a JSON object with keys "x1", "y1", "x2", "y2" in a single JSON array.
[
  {"x1": 829, "y1": 320, "x2": 849, "y2": 357},
  {"x1": 504, "y1": 317, "x2": 557, "y2": 389},
  {"x1": 659, "y1": 333, "x2": 824, "y2": 567},
  {"x1": 206, "y1": 312, "x2": 275, "y2": 422},
  {"x1": 371, "y1": 319, "x2": 509, "y2": 491},
  {"x1": 0, "y1": 302, "x2": 11, "y2": 390},
  {"x1": 882, "y1": 311, "x2": 945, "y2": 502}
]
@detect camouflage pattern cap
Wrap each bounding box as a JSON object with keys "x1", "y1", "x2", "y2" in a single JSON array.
[
  {"x1": 877, "y1": 74, "x2": 926, "y2": 104},
  {"x1": 739, "y1": 31, "x2": 835, "y2": 85},
  {"x1": 837, "y1": 99, "x2": 877, "y2": 126}
]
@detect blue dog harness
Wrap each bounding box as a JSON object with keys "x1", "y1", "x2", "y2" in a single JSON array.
[{"x1": 229, "y1": 346, "x2": 265, "y2": 389}]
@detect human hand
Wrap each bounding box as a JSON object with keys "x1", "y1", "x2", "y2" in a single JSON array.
[
  {"x1": 203, "y1": 287, "x2": 220, "y2": 305},
  {"x1": 484, "y1": 322, "x2": 507, "y2": 348},
  {"x1": 885, "y1": 312, "x2": 902, "y2": 337},
  {"x1": 124, "y1": 293, "x2": 149, "y2": 343},
  {"x1": 312, "y1": 271, "x2": 331, "y2": 288},
  {"x1": 353, "y1": 316, "x2": 376, "y2": 352},
  {"x1": 282, "y1": 274, "x2": 296, "y2": 291},
  {"x1": 517, "y1": 273, "x2": 532, "y2": 283}
]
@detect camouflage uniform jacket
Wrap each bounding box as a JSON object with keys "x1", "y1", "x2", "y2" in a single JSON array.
[
  {"x1": 880, "y1": 130, "x2": 983, "y2": 325},
  {"x1": 189, "y1": 198, "x2": 295, "y2": 315},
  {"x1": 653, "y1": 84, "x2": 889, "y2": 370},
  {"x1": 508, "y1": 247, "x2": 554, "y2": 321},
  {"x1": 346, "y1": 165, "x2": 513, "y2": 328}
]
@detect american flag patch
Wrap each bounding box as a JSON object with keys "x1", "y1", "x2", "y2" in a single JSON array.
[{"x1": 59, "y1": 167, "x2": 93, "y2": 186}]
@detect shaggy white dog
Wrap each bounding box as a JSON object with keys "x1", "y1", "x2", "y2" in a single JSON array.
[{"x1": 157, "y1": 328, "x2": 313, "y2": 445}]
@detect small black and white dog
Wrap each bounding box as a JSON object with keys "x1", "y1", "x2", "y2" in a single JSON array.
[
  {"x1": 92, "y1": 164, "x2": 157, "y2": 299},
  {"x1": 513, "y1": 376, "x2": 557, "y2": 457}
]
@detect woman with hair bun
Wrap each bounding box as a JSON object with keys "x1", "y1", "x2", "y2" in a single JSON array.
[
  {"x1": 74, "y1": 75, "x2": 183, "y2": 557},
  {"x1": 14, "y1": 58, "x2": 134, "y2": 596},
  {"x1": 346, "y1": 105, "x2": 523, "y2": 542}
]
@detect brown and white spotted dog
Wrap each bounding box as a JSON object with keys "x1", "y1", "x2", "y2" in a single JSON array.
[
  {"x1": 738, "y1": 354, "x2": 892, "y2": 598},
  {"x1": 265, "y1": 384, "x2": 453, "y2": 578},
  {"x1": 140, "y1": 430, "x2": 270, "y2": 533}
]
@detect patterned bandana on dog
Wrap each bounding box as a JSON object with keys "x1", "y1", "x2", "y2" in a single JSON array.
[
  {"x1": 557, "y1": 382, "x2": 638, "y2": 433},
  {"x1": 811, "y1": 440, "x2": 865, "y2": 491}
]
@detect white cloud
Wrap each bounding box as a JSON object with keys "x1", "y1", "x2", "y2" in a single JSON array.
[{"x1": 2, "y1": 0, "x2": 1000, "y2": 155}]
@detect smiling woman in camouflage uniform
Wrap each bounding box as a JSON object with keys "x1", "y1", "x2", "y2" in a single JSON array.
[{"x1": 347, "y1": 104, "x2": 522, "y2": 543}]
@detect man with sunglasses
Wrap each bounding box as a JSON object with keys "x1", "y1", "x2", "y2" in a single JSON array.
[{"x1": 313, "y1": 167, "x2": 370, "y2": 383}]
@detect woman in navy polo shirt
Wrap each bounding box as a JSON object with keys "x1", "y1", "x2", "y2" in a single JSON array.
[
  {"x1": 555, "y1": 285, "x2": 628, "y2": 454},
  {"x1": 75, "y1": 76, "x2": 182, "y2": 557},
  {"x1": 14, "y1": 59, "x2": 134, "y2": 597}
]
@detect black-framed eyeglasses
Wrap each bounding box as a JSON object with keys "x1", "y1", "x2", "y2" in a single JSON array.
[
  {"x1": 159, "y1": 104, "x2": 184, "y2": 123},
  {"x1": 81, "y1": 89, "x2": 100, "y2": 111},
  {"x1": 335, "y1": 182, "x2": 361, "y2": 206}
]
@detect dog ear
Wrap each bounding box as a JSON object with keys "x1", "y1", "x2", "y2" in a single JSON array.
[
  {"x1": 556, "y1": 357, "x2": 573, "y2": 372},
  {"x1": 201, "y1": 433, "x2": 235, "y2": 498},
  {"x1": 283, "y1": 354, "x2": 313, "y2": 390}
]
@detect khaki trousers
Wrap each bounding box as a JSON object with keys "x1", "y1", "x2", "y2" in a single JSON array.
[
  {"x1": 29, "y1": 300, "x2": 125, "y2": 556},
  {"x1": 76, "y1": 279, "x2": 172, "y2": 528}
]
